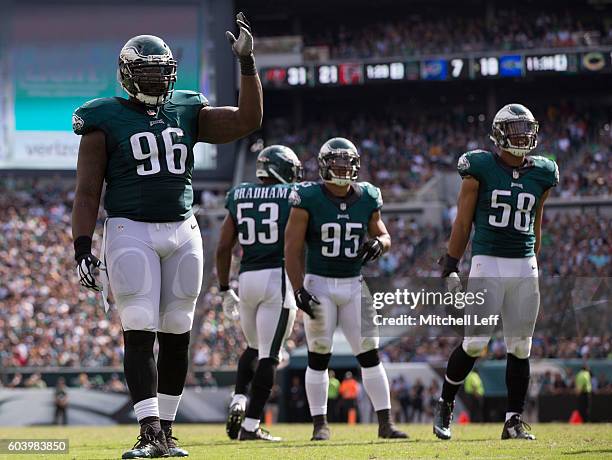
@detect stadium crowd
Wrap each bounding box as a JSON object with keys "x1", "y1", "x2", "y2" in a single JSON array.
[
  {"x1": 265, "y1": 105, "x2": 612, "y2": 201},
  {"x1": 0, "y1": 174, "x2": 609, "y2": 373},
  {"x1": 272, "y1": 4, "x2": 612, "y2": 59}
]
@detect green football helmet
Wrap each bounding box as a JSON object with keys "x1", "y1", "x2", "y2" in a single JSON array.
[
  {"x1": 318, "y1": 137, "x2": 360, "y2": 186},
  {"x1": 490, "y1": 103, "x2": 539, "y2": 157},
  {"x1": 118, "y1": 35, "x2": 177, "y2": 106},
  {"x1": 256, "y1": 145, "x2": 303, "y2": 184}
]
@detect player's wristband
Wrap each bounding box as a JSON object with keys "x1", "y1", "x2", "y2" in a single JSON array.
[
  {"x1": 239, "y1": 54, "x2": 257, "y2": 76},
  {"x1": 219, "y1": 284, "x2": 230, "y2": 292},
  {"x1": 74, "y1": 236, "x2": 93, "y2": 261}
]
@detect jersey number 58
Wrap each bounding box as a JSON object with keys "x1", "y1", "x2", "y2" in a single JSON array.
[{"x1": 489, "y1": 189, "x2": 536, "y2": 232}]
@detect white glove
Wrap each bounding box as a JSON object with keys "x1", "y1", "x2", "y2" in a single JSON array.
[
  {"x1": 225, "y1": 12, "x2": 253, "y2": 58},
  {"x1": 222, "y1": 289, "x2": 240, "y2": 320},
  {"x1": 446, "y1": 272, "x2": 464, "y2": 308}
]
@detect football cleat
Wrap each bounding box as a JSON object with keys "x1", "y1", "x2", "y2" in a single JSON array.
[
  {"x1": 238, "y1": 427, "x2": 281, "y2": 442},
  {"x1": 501, "y1": 414, "x2": 536, "y2": 440},
  {"x1": 163, "y1": 425, "x2": 188, "y2": 457},
  {"x1": 226, "y1": 402, "x2": 245, "y2": 440},
  {"x1": 433, "y1": 399, "x2": 454, "y2": 440},
  {"x1": 311, "y1": 421, "x2": 331, "y2": 441},
  {"x1": 378, "y1": 423, "x2": 408, "y2": 439},
  {"x1": 122, "y1": 426, "x2": 169, "y2": 459}
]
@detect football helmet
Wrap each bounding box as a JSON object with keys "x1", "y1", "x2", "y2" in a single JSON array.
[
  {"x1": 256, "y1": 145, "x2": 303, "y2": 184},
  {"x1": 118, "y1": 35, "x2": 177, "y2": 107},
  {"x1": 318, "y1": 137, "x2": 360, "y2": 186},
  {"x1": 490, "y1": 104, "x2": 539, "y2": 157}
]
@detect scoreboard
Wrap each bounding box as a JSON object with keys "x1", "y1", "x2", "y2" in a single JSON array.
[{"x1": 261, "y1": 48, "x2": 612, "y2": 88}]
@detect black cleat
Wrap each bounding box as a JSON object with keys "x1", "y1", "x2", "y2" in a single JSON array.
[
  {"x1": 238, "y1": 427, "x2": 282, "y2": 441},
  {"x1": 501, "y1": 414, "x2": 536, "y2": 440},
  {"x1": 311, "y1": 418, "x2": 330, "y2": 441},
  {"x1": 433, "y1": 399, "x2": 454, "y2": 440},
  {"x1": 122, "y1": 426, "x2": 169, "y2": 459},
  {"x1": 226, "y1": 402, "x2": 245, "y2": 440},
  {"x1": 378, "y1": 423, "x2": 408, "y2": 439},
  {"x1": 163, "y1": 425, "x2": 189, "y2": 457}
]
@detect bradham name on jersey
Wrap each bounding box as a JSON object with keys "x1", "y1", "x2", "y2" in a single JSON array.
[{"x1": 233, "y1": 186, "x2": 290, "y2": 201}]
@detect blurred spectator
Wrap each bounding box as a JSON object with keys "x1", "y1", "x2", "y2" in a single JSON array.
[
  {"x1": 464, "y1": 370, "x2": 485, "y2": 422},
  {"x1": 54, "y1": 377, "x2": 68, "y2": 425},
  {"x1": 339, "y1": 371, "x2": 360, "y2": 422},
  {"x1": 288, "y1": 376, "x2": 307, "y2": 422},
  {"x1": 411, "y1": 378, "x2": 425, "y2": 422},
  {"x1": 575, "y1": 365, "x2": 592, "y2": 422},
  {"x1": 201, "y1": 371, "x2": 218, "y2": 388},
  {"x1": 327, "y1": 370, "x2": 340, "y2": 422},
  {"x1": 106, "y1": 373, "x2": 127, "y2": 393}
]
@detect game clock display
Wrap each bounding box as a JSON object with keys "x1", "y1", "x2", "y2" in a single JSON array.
[{"x1": 260, "y1": 48, "x2": 611, "y2": 88}]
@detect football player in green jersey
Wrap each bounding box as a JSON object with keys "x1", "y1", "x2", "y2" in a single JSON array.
[
  {"x1": 71, "y1": 13, "x2": 262, "y2": 459},
  {"x1": 433, "y1": 104, "x2": 559, "y2": 442},
  {"x1": 216, "y1": 145, "x2": 303, "y2": 441},
  {"x1": 285, "y1": 138, "x2": 407, "y2": 441}
]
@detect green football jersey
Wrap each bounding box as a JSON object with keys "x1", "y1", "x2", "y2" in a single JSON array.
[
  {"x1": 72, "y1": 90, "x2": 208, "y2": 222},
  {"x1": 458, "y1": 150, "x2": 559, "y2": 258},
  {"x1": 290, "y1": 181, "x2": 383, "y2": 278},
  {"x1": 226, "y1": 182, "x2": 294, "y2": 273}
]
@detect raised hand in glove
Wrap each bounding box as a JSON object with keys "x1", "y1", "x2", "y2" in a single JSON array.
[
  {"x1": 220, "y1": 286, "x2": 240, "y2": 320},
  {"x1": 225, "y1": 12, "x2": 256, "y2": 75},
  {"x1": 294, "y1": 287, "x2": 319, "y2": 319},
  {"x1": 356, "y1": 237, "x2": 384, "y2": 263}
]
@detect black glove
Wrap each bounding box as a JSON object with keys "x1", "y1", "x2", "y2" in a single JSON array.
[
  {"x1": 294, "y1": 287, "x2": 319, "y2": 319},
  {"x1": 225, "y1": 12, "x2": 256, "y2": 75},
  {"x1": 438, "y1": 253, "x2": 460, "y2": 278},
  {"x1": 74, "y1": 235, "x2": 103, "y2": 292},
  {"x1": 356, "y1": 237, "x2": 384, "y2": 263}
]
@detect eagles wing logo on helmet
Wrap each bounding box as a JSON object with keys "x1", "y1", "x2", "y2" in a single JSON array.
[
  {"x1": 117, "y1": 35, "x2": 177, "y2": 107},
  {"x1": 490, "y1": 103, "x2": 539, "y2": 157}
]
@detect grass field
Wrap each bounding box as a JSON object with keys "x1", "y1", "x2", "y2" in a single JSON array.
[{"x1": 1, "y1": 423, "x2": 611, "y2": 460}]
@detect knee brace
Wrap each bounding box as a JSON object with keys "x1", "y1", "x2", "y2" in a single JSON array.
[
  {"x1": 356, "y1": 349, "x2": 380, "y2": 368},
  {"x1": 505, "y1": 337, "x2": 532, "y2": 359},
  {"x1": 308, "y1": 352, "x2": 332, "y2": 371},
  {"x1": 462, "y1": 336, "x2": 490, "y2": 358},
  {"x1": 124, "y1": 330, "x2": 156, "y2": 352}
]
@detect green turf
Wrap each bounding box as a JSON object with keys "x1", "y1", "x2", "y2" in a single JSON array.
[{"x1": 0, "y1": 423, "x2": 610, "y2": 460}]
